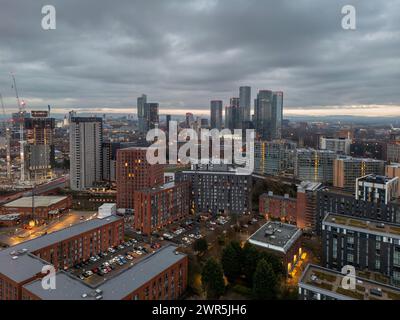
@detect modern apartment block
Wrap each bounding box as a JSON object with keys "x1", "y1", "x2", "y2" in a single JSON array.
[
  {"x1": 248, "y1": 221, "x2": 303, "y2": 275},
  {"x1": 69, "y1": 117, "x2": 103, "y2": 191},
  {"x1": 21, "y1": 244, "x2": 187, "y2": 301},
  {"x1": 316, "y1": 187, "x2": 400, "y2": 234},
  {"x1": 296, "y1": 181, "x2": 323, "y2": 230},
  {"x1": 102, "y1": 141, "x2": 121, "y2": 183},
  {"x1": 0, "y1": 214, "x2": 124, "y2": 300},
  {"x1": 319, "y1": 136, "x2": 352, "y2": 155},
  {"x1": 254, "y1": 90, "x2": 283, "y2": 140},
  {"x1": 176, "y1": 167, "x2": 252, "y2": 216},
  {"x1": 239, "y1": 86, "x2": 251, "y2": 122},
  {"x1": 333, "y1": 156, "x2": 385, "y2": 190},
  {"x1": 322, "y1": 213, "x2": 400, "y2": 287},
  {"x1": 133, "y1": 181, "x2": 190, "y2": 235},
  {"x1": 259, "y1": 191, "x2": 297, "y2": 224},
  {"x1": 386, "y1": 163, "x2": 400, "y2": 197},
  {"x1": 356, "y1": 175, "x2": 399, "y2": 205},
  {"x1": 136, "y1": 94, "x2": 159, "y2": 133},
  {"x1": 294, "y1": 149, "x2": 336, "y2": 184},
  {"x1": 116, "y1": 147, "x2": 164, "y2": 212},
  {"x1": 254, "y1": 140, "x2": 296, "y2": 176},
  {"x1": 24, "y1": 112, "x2": 55, "y2": 180},
  {"x1": 387, "y1": 141, "x2": 400, "y2": 163},
  {"x1": 137, "y1": 94, "x2": 148, "y2": 133},
  {"x1": 299, "y1": 264, "x2": 400, "y2": 300},
  {"x1": 210, "y1": 100, "x2": 223, "y2": 130}
]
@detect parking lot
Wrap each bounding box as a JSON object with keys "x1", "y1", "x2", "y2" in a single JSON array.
[
  {"x1": 69, "y1": 238, "x2": 159, "y2": 286},
  {"x1": 147, "y1": 213, "x2": 262, "y2": 249}
]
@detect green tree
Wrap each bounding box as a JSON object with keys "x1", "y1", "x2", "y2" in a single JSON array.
[
  {"x1": 201, "y1": 258, "x2": 225, "y2": 299},
  {"x1": 221, "y1": 241, "x2": 243, "y2": 282},
  {"x1": 258, "y1": 251, "x2": 285, "y2": 276},
  {"x1": 252, "y1": 259, "x2": 278, "y2": 299},
  {"x1": 193, "y1": 238, "x2": 208, "y2": 253},
  {"x1": 241, "y1": 243, "x2": 260, "y2": 283}
]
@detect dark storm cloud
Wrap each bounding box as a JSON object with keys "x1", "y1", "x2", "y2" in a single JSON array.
[{"x1": 0, "y1": 0, "x2": 399, "y2": 115}]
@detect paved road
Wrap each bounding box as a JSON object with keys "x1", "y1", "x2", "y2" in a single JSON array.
[{"x1": 0, "y1": 210, "x2": 95, "y2": 246}]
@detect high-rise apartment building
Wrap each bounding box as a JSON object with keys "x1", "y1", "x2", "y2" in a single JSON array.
[
  {"x1": 137, "y1": 95, "x2": 159, "y2": 133},
  {"x1": 254, "y1": 140, "x2": 296, "y2": 176},
  {"x1": 210, "y1": 100, "x2": 223, "y2": 130},
  {"x1": 176, "y1": 166, "x2": 252, "y2": 216},
  {"x1": 116, "y1": 147, "x2": 164, "y2": 212},
  {"x1": 320, "y1": 137, "x2": 352, "y2": 155},
  {"x1": 69, "y1": 117, "x2": 103, "y2": 191},
  {"x1": 24, "y1": 112, "x2": 55, "y2": 181},
  {"x1": 387, "y1": 141, "x2": 400, "y2": 163},
  {"x1": 294, "y1": 149, "x2": 337, "y2": 184},
  {"x1": 102, "y1": 142, "x2": 121, "y2": 183},
  {"x1": 333, "y1": 156, "x2": 385, "y2": 190},
  {"x1": 239, "y1": 86, "x2": 251, "y2": 122},
  {"x1": 254, "y1": 90, "x2": 283, "y2": 140},
  {"x1": 137, "y1": 94, "x2": 147, "y2": 133}
]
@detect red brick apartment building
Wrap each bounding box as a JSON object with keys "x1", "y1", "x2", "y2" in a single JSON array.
[
  {"x1": 0, "y1": 215, "x2": 124, "y2": 300},
  {"x1": 259, "y1": 192, "x2": 297, "y2": 224},
  {"x1": 134, "y1": 181, "x2": 190, "y2": 235},
  {"x1": 116, "y1": 147, "x2": 164, "y2": 211},
  {"x1": 0, "y1": 195, "x2": 72, "y2": 220},
  {"x1": 20, "y1": 245, "x2": 188, "y2": 300},
  {"x1": 259, "y1": 181, "x2": 322, "y2": 230}
]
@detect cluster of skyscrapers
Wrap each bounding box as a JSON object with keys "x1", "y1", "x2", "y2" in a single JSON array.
[{"x1": 210, "y1": 86, "x2": 283, "y2": 140}]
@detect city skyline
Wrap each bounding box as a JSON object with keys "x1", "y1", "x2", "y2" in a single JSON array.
[{"x1": 0, "y1": 1, "x2": 399, "y2": 117}]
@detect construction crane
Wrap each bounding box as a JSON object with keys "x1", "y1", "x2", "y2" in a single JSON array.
[
  {"x1": 0, "y1": 93, "x2": 11, "y2": 180},
  {"x1": 11, "y1": 72, "x2": 26, "y2": 182}
]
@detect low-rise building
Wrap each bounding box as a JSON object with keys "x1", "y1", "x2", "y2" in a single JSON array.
[
  {"x1": 21, "y1": 244, "x2": 187, "y2": 300},
  {"x1": 0, "y1": 214, "x2": 124, "y2": 300},
  {"x1": 259, "y1": 191, "x2": 297, "y2": 224},
  {"x1": 0, "y1": 195, "x2": 72, "y2": 221},
  {"x1": 248, "y1": 221, "x2": 303, "y2": 274}
]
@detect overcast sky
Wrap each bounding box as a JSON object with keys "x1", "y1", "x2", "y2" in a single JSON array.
[{"x1": 0, "y1": 0, "x2": 399, "y2": 117}]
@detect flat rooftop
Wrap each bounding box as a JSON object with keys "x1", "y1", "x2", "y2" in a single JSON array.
[
  {"x1": 248, "y1": 221, "x2": 302, "y2": 253},
  {"x1": 3, "y1": 196, "x2": 68, "y2": 208},
  {"x1": 0, "y1": 215, "x2": 123, "y2": 283},
  {"x1": 357, "y1": 174, "x2": 397, "y2": 184},
  {"x1": 323, "y1": 213, "x2": 400, "y2": 239},
  {"x1": 0, "y1": 213, "x2": 20, "y2": 221},
  {"x1": 140, "y1": 181, "x2": 176, "y2": 193},
  {"x1": 22, "y1": 245, "x2": 186, "y2": 300},
  {"x1": 299, "y1": 264, "x2": 400, "y2": 300}
]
